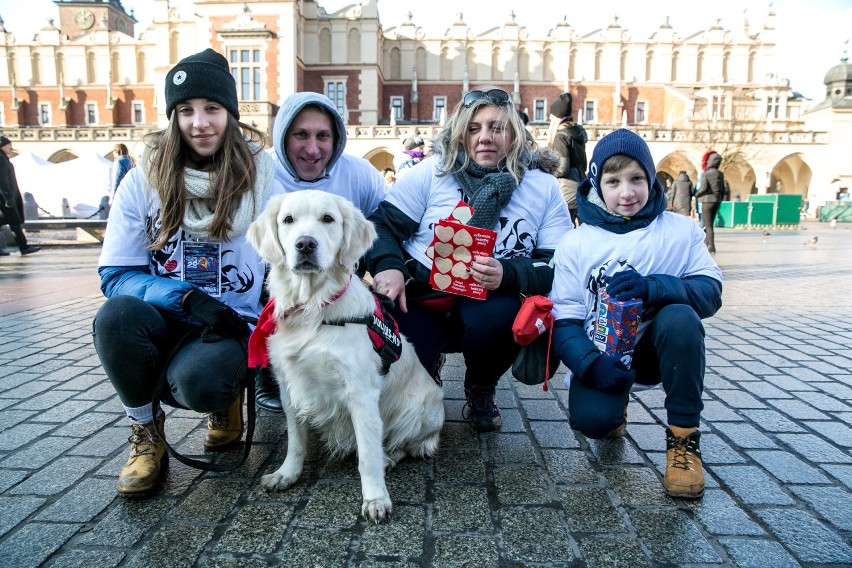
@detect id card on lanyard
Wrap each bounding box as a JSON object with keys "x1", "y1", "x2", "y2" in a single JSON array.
[{"x1": 182, "y1": 242, "x2": 222, "y2": 297}]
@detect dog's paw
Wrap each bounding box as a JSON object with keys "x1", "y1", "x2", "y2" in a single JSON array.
[
  {"x1": 261, "y1": 471, "x2": 297, "y2": 492},
  {"x1": 362, "y1": 497, "x2": 393, "y2": 523}
]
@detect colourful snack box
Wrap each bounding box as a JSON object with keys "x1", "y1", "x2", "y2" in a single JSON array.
[
  {"x1": 593, "y1": 290, "x2": 641, "y2": 368},
  {"x1": 427, "y1": 201, "x2": 497, "y2": 300}
]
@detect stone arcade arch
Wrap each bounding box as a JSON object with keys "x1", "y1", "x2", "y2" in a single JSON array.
[
  {"x1": 364, "y1": 147, "x2": 395, "y2": 173},
  {"x1": 48, "y1": 150, "x2": 78, "y2": 164},
  {"x1": 723, "y1": 160, "x2": 758, "y2": 198},
  {"x1": 656, "y1": 151, "x2": 698, "y2": 189},
  {"x1": 769, "y1": 153, "x2": 812, "y2": 197}
]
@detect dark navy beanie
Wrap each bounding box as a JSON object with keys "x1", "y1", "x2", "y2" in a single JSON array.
[
  {"x1": 587, "y1": 128, "x2": 657, "y2": 195},
  {"x1": 549, "y1": 93, "x2": 573, "y2": 118},
  {"x1": 165, "y1": 49, "x2": 239, "y2": 119}
]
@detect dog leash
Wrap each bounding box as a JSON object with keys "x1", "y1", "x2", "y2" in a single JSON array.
[{"x1": 151, "y1": 326, "x2": 257, "y2": 473}]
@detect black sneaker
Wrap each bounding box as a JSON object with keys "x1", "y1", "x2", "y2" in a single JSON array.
[
  {"x1": 20, "y1": 246, "x2": 41, "y2": 255},
  {"x1": 0, "y1": 248, "x2": 9, "y2": 256},
  {"x1": 463, "y1": 387, "x2": 502, "y2": 432}
]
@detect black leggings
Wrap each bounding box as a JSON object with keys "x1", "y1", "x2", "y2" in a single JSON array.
[{"x1": 92, "y1": 295, "x2": 247, "y2": 412}]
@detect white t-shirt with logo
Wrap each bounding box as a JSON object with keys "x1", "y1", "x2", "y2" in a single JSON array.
[{"x1": 387, "y1": 156, "x2": 572, "y2": 270}]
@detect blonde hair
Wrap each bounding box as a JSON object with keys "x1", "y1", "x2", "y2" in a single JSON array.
[
  {"x1": 143, "y1": 113, "x2": 266, "y2": 250},
  {"x1": 432, "y1": 85, "x2": 538, "y2": 186}
]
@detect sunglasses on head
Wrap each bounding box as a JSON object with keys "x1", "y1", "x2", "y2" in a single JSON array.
[{"x1": 462, "y1": 89, "x2": 511, "y2": 108}]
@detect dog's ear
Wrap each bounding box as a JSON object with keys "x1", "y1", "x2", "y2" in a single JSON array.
[
  {"x1": 248, "y1": 194, "x2": 287, "y2": 265},
  {"x1": 338, "y1": 196, "x2": 377, "y2": 269}
]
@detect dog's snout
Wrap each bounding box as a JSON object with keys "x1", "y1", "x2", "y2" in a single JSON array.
[{"x1": 295, "y1": 236, "x2": 318, "y2": 254}]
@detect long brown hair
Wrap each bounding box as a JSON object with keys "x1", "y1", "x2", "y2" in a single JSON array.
[{"x1": 143, "y1": 113, "x2": 266, "y2": 250}]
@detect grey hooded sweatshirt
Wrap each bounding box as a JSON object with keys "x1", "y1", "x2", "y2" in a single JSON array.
[{"x1": 271, "y1": 92, "x2": 386, "y2": 217}]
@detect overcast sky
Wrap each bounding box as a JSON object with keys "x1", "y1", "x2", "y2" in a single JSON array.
[{"x1": 1, "y1": 0, "x2": 849, "y2": 100}]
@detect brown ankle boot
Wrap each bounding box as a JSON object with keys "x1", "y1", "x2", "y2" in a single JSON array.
[
  {"x1": 607, "y1": 404, "x2": 629, "y2": 438},
  {"x1": 664, "y1": 425, "x2": 705, "y2": 499},
  {"x1": 204, "y1": 392, "x2": 243, "y2": 451},
  {"x1": 117, "y1": 414, "x2": 167, "y2": 497}
]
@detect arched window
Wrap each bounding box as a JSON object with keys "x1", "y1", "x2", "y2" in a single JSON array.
[
  {"x1": 645, "y1": 50, "x2": 653, "y2": 82},
  {"x1": 169, "y1": 31, "x2": 178, "y2": 64},
  {"x1": 671, "y1": 51, "x2": 679, "y2": 82},
  {"x1": 389, "y1": 47, "x2": 401, "y2": 80},
  {"x1": 415, "y1": 47, "x2": 426, "y2": 79},
  {"x1": 110, "y1": 51, "x2": 120, "y2": 83},
  {"x1": 747, "y1": 51, "x2": 756, "y2": 83},
  {"x1": 491, "y1": 47, "x2": 500, "y2": 80},
  {"x1": 440, "y1": 46, "x2": 451, "y2": 80},
  {"x1": 319, "y1": 28, "x2": 331, "y2": 63},
  {"x1": 466, "y1": 47, "x2": 476, "y2": 80},
  {"x1": 6, "y1": 52, "x2": 17, "y2": 84},
  {"x1": 136, "y1": 51, "x2": 146, "y2": 83},
  {"x1": 620, "y1": 50, "x2": 627, "y2": 81},
  {"x1": 594, "y1": 49, "x2": 602, "y2": 81},
  {"x1": 696, "y1": 51, "x2": 704, "y2": 83},
  {"x1": 86, "y1": 51, "x2": 97, "y2": 84},
  {"x1": 31, "y1": 52, "x2": 41, "y2": 85},
  {"x1": 569, "y1": 49, "x2": 577, "y2": 80},
  {"x1": 543, "y1": 49, "x2": 554, "y2": 81},
  {"x1": 55, "y1": 52, "x2": 65, "y2": 84},
  {"x1": 722, "y1": 51, "x2": 730, "y2": 83},
  {"x1": 518, "y1": 47, "x2": 530, "y2": 80},
  {"x1": 348, "y1": 28, "x2": 361, "y2": 63}
]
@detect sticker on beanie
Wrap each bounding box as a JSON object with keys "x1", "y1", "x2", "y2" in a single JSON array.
[
  {"x1": 589, "y1": 162, "x2": 598, "y2": 190},
  {"x1": 173, "y1": 71, "x2": 187, "y2": 85}
]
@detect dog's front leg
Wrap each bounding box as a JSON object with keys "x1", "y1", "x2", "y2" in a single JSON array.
[
  {"x1": 261, "y1": 396, "x2": 307, "y2": 491},
  {"x1": 348, "y1": 388, "x2": 393, "y2": 523}
]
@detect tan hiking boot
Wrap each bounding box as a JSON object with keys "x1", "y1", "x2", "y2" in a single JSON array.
[
  {"x1": 607, "y1": 404, "x2": 629, "y2": 438},
  {"x1": 204, "y1": 392, "x2": 243, "y2": 451},
  {"x1": 117, "y1": 414, "x2": 167, "y2": 497},
  {"x1": 664, "y1": 425, "x2": 705, "y2": 499}
]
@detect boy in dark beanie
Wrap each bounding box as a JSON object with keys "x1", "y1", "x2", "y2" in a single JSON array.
[
  {"x1": 549, "y1": 128, "x2": 722, "y2": 499},
  {"x1": 547, "y1": 93, "x2": 588, "y2": 224}
]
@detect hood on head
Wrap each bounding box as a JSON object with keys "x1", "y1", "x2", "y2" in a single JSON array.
[
  {"x1": 272, "y1": 92, "x2": 347, "y2": 181},
  {"x1": 706, "y1": 152, "x2": 722, "y2": 170}
]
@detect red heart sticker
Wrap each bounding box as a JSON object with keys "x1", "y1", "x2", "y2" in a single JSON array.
[{"x1": 164, "y1": 260, "x2": 178, "y2": 272}]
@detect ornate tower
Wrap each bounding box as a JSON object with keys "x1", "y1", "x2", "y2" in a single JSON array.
[{"x1": 55, "y1": 0, "x2": 137, "y2": 41}]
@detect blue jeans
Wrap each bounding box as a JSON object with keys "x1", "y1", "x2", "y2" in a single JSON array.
[
  {"x1": 569, "y1": 304, "x2": 705, "y2": 438},
  {"x1": 92, "y1": 295, "x2": 247, "y2": 413},
  {"x1": 391, "y1": 293, "x2": 522, "y2": 391}
]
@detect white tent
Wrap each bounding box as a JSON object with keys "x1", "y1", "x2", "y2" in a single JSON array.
[{"x1": 12, "y1": 151, "x2": 112, "y2": 218}]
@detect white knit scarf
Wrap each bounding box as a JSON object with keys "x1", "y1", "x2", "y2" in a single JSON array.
[{"x1": 145, "y1": 142, "x2": 275, "y2": 240}]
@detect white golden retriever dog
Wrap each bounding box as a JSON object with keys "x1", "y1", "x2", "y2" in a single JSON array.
[{"x1": 248, "y1": 190, "x2": 444, "y2": 523}]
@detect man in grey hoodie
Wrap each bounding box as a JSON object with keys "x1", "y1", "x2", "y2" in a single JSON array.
[
  {"x1": 254, "y1": 92, "x2": 387, "y2": 411},
  {"x1": 695, "y1": 152, "x2": 725, "y2": 254},
  {"x1": 272, "y1": 92, "x2": 386, "y2": 214}
]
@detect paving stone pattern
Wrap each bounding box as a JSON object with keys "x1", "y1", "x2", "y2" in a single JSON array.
[{"x1": 1, "y1": 224, "x2": 851, "y2": 566}]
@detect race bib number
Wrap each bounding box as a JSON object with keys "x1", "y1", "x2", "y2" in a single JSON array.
[{"x1": 182, "y1": 242, "x2": 222, "y2": 296}]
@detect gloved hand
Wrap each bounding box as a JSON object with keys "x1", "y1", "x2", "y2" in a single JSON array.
[
  {"x1": 183, "y1": 290, "x2": 248, "y2": 343},
  {"x1": 583, "y1": 355, "x2": 636, "y2": 393},
  {"x1": 607, "y1": 269, "x2": 648, "y2": 302}
]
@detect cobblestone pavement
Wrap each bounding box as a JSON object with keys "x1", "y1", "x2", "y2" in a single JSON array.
[{"x1": 0, "y1": 221, "x2": 851, "y2": 567}]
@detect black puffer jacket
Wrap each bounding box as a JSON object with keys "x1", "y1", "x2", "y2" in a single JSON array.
[
  {"x1": 0, "y1": 151, "x2": 24, "y2": 225},
  {"x1": 695, "y1": 152, "x2": 725, "y2": 205}
]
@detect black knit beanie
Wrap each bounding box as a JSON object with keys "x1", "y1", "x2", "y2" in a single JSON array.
[
  {"x1": 587, "y1": 129, "x2": 657, "y2": 196},
  {"x1": 549, "y1": 93, "x2": 573, "y2": 119},
  {"x1": 165, "y1": 49, "x2": 239, "y2": 119},
  {"x1": 0, "y1": 136, "x2": 10, "y2": 148}
]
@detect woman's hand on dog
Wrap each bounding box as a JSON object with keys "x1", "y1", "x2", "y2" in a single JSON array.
[
  {"x1": 373, "y1": 269, "x2": 408, "y2": 313},
  {"x1": 469, "y1": 256, "x2": 503, "y2": 291}
]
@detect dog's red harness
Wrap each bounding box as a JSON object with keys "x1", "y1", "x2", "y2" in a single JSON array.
[{"x1": 247, "y1": 279, "x2": 402, "y2": 375}]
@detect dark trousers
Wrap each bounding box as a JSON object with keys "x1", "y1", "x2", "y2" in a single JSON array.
[
  {"x1": 7, "y1": 224, "x2": 29, "y2": 251},
  {"x1": 92, "y1": 295, "x2": 247, "y2": 412},
  {"x1": 568, "y1": 304, "x2": 705, "y2": 438},
  {"x1": 701, "y1": 201, "x2": 720, "y2": 253},
  {"x1": 392, "y1": 293, "x2": 522, "y2": 391}
]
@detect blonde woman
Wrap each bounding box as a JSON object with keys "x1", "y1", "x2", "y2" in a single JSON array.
[{"x1": 366, "y1": 86, "x2": 572, "y2": 431}]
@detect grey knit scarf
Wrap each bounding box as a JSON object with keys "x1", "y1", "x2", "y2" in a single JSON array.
[{"x1": 453, "y1": 150, "x2": 522, "y2": 229}]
